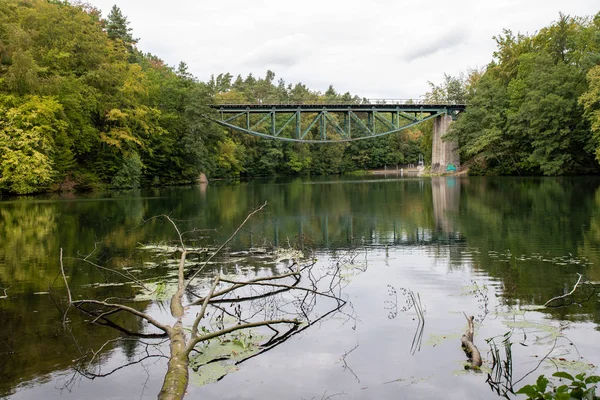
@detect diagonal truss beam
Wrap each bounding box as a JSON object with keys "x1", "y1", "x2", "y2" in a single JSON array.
[
  {"x1": 211, "y1": 103, "x2": 465, "y2": 143},
  {"x1": 212, "y1": 111, "x2": 443, "y2": 143}
]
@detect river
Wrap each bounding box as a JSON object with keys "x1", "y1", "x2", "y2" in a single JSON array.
[{"x1": 1, "y1": 176, "x2": 599, "y2": 399}]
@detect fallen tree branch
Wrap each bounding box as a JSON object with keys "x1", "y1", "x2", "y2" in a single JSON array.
[
  {"x1": 69, "y1": 256, "x2": 150, "y2": 291},
  {"x1": 544, "y1": 273, "x2": 586, "y2": 308},
  {"x1": 191, "y1": 275, "x2": 220, "y2": 338},
  {"x1": 185, "y1": 318, "x2": 301, "y2": 355},
  {"x1": 59, "y1": 203, "x2": 349, "y2": 400},
  {"x1": 60, "y1": 248, "x2": 72, "y2": 326},
  {"x1": 72, "y1": 299, "x2": 170, "y2": 333},
  {"x1": 184, "y1": 201, "x2": 268, "y2": 289},
  {"x1": 188, "y1": 269, "x2": 300, "y2": 307},
  {"x1": 461, "y1": 313, "x2": 482, "y2": 368}
]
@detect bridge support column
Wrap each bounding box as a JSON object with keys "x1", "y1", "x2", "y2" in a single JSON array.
[{"x1": 431, "y1": 114, "x2": 459, "y2": 174}]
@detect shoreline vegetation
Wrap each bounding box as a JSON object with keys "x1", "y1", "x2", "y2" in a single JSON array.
[{"x1": 1, "y1": 2, "x2": 599, "y2": 196}]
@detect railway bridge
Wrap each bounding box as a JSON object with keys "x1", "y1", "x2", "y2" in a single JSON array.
[{"x1": 210, "y1": 101, "x2": 466, "y2": 173}]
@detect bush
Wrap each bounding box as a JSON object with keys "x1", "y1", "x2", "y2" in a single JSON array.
[{"x1": 517, "y1": 372, "x2": 600, "y2": 399}]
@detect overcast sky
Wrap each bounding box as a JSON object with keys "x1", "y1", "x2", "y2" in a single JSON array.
[{"x1": 88, "y1": 0, "x2": 598, "y2": 99}]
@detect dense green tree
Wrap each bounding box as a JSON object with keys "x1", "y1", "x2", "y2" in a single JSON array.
[
  {"x1": 0, "y1": 95, "x2": 67, "y2": 194},
  {"x1": 580, "y1": 65, "x2": 600, "y2": 160},
  {"x1": 425, "y1": 73, "x2": 468, "y2": 104},
  {"x1": 447, "y1": 12, "x2": 600, "y2": 176}
]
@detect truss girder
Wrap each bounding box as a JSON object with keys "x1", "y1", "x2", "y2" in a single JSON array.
[{"x1": 213, "y1": 104, "x2": 465, "y2": 143}]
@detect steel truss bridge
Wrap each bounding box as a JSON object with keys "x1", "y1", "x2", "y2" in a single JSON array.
[{"x1": 211, "y1": 101, "x2": 466, "y2": 143}]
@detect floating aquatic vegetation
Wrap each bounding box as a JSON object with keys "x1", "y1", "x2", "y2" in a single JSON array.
[
  {"x1": 82, "y1": 282, "x2": 126, "y2": 288},
  {"x1": 133, "y1": 280, "x2": 178, "y2": 301},
  {"x1": 495, "y1": 309, "x2": 527, "y2": 318},
  {"x1": 454, "y1": 362, "x2": 491, "y2": 376},
  {"x1": 383, "y1": 375, "x2": 432, "y2": 386},
  {"x1": 425, "y1": 332, "x2": 461, "y2": 347},
  {"x1": 503, "y1": 320, "x2": 564, "y2": 344},
  {"x1": 189, "y1": 330, "x2": 264, "y2": 386},
  {"x1": 248, "y1": 247, "x2": 268, "y2": 254},
  {"x1": 274, "y1": 248, "x2": 303, "y2": 263},
  {"x1": 519, "y1": 305, "x2": 546, "y2": 311},
  {"x1": 137, "y1": 243, "x2": 180, "y2": 253},
  {"x1": 546, "y1": 358, "x2": 597, "y2": 374},
  {"x1": 190, "y1": 362, "x2": 238, "y2": 386}
]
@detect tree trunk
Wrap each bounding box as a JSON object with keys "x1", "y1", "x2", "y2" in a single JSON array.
[{"x1": 158, "y1": 322, "x2": 189, "y2": 400}]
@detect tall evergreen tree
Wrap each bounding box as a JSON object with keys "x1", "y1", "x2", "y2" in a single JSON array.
[{"x1": 105, "y1": 5, "x2": 137, "y2": 45}]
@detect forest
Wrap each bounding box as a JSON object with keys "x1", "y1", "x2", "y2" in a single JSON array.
[
  {"x1": 446, "y1": 12, "x2": 600, "y2": 176},
  {"x1": 1, "y1": 2, "x2": 600, "y2": 195},
  {"x1": 0, "y1": 0, "x2": 425, "y2": 195}
]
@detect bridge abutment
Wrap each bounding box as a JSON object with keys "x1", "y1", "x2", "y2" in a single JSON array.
[{"x1": 431, "y1": 114, "x2": 459, "y2": 174}]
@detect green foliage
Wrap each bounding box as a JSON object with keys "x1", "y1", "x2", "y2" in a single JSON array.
[
  {"x1": 0, "y1": 0, "x2": 428, "y2": 194},
  {"x1": 213, "y1": 71, "x2": 423, "y2": 177},
  {"x1": 0, "y1": 95, "x2": 67, "y2": 194},
  {"x1": 517, "y1": 372, "x2": 600, "y2": 399},
  {"x1": 110, "y1": 152, "x2": 142, "y2": 189},
  {"x1": 106, "y1": 5, "x2": 138, "y2": 46},
  {"x1": 425, "y1": 73, "x2": 468, "y2": 104},
  {"x1": 580, "y1": 65, "x2": 600, "y2": 161},
  {"x1": 0, "y1": 0, "x2": 219, "y2": 194},
  {"x1": 449, "y1": 12, "x2": 600, "y2": 176}
]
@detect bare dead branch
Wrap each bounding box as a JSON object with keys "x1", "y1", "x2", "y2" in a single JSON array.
[
  {"x1": 0, "y1": 286, "x2": 10, "y2": 299},
  {"x1": 59, "y1": 204, "x2": 351, "y2": 400},
  {"x1": 59, "y1": 248, "x2": 73, "y2": 326},
  {"x1": 341, "y1": 342, "x2": 360, "y2": 383},
  {"x1": 512, "y1": 335, "x2": 559, "y2": 387},
  {"x1": 461, "y1": 313, "x2": 482, "y2": 368},
  {"x1": 68, "y1": 256, "x2": 150, "y2": 291},
  {"x1": 213, "y1": 278, "x2": 342, "y2": 303},
  {"x1": 184, "y1": 201, "x2": 268, "y2": 289},
  {"x1": 186, "y1": 319, "x2": 300, "y2": 355},
  {"x1": 75, "y1": 306, "x2": 168, "y2": 338},
  {"x1": 143, "y1": 214, "x2": 186, "y2": 251},
  {"x1": 60, "y1": 248, "x2": 72, "y2": 304},
  {"x1": 191, "y1": 275, "x2": 220, "y2": 338},
  {"x1": 78, "y1": 354, "x2": 167, "y2": 379},
  {"x1": 189, "y1": 270, "x2": 300, "y2": 306},
  {"x1": 72, "y1": 299, "x2": 170, "y2": 333},
  {"x1": 544, "y1": 273, "x2": 584, "y2": 307}
]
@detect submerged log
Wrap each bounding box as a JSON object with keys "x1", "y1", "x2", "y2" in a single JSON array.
[{"x1": 461, "y1": 313, "x2": 482, "y2": 368}]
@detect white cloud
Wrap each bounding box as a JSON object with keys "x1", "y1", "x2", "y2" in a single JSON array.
[
  {"x1": 88, "y1": 0, "x2": 600, "y2": 98},
  {"x1": 243, "y1": 33, "x2": 313, "y2": 68}
]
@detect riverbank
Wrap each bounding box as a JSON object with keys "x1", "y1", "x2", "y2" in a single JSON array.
[{"x1": 368, "y1": 166, "x2": 469, "y2": 177}]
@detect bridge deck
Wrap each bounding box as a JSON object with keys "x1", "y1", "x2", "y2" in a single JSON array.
[{"x1": 214, "y1": 103, "x2": 466, "y2": 113}]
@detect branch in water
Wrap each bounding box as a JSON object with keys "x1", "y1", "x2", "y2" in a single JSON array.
[
  {"x1": 461, "y1": 313, "x2": 482, "y2": 368},
  {"x1": 543, "y1": 273, "x2": 588, "y2": 308}
]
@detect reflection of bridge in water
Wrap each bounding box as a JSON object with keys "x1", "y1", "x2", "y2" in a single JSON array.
[{"x1": 235, "y1": 177, "x2": 463, "y2": 250}]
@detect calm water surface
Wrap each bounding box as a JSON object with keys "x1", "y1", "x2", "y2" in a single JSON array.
[{"x1": 1, "y1": 176, "x2": 600, "y2": 399}]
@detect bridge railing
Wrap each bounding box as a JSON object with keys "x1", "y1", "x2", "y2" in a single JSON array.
[
  {"x1": 216, "y1": 98, "x2": 468, "y2": 106},
  {"x1": 214, "y1": 99, "x2": 467, "y2": 106}
]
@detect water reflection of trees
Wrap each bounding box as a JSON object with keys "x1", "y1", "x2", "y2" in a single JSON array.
[
  {"x1": 455, "y1": 178, "x2": 600, "y2": 324},
  {"x1": 3, "y1": 176, "x2": 600, "y2": 396}
]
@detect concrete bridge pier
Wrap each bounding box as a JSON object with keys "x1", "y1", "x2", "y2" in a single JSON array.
[{"x1": 431, "y1": 114, "x2": 459, "y2": 174}]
